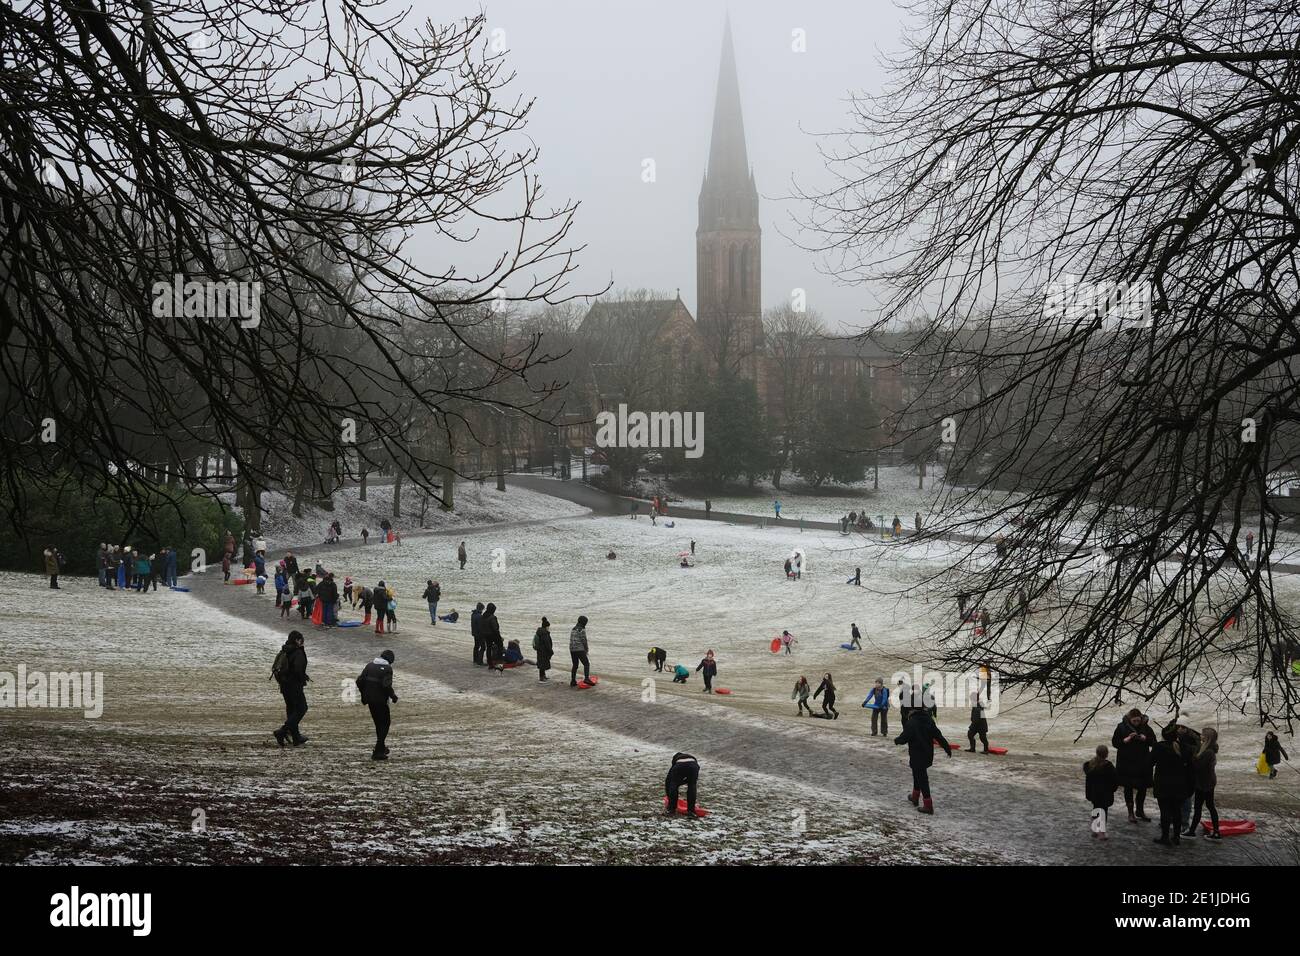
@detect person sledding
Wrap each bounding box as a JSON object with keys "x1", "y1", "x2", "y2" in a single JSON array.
[
  {"x1": 896, "y1": 708, "x2": 952, "y2": 814},
  {"x1": 664, "y1": 752, "x2": 701, "y2": 817}
]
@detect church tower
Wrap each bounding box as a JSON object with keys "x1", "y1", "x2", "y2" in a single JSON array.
[{"x1": 696, "y1": 15, "x2": 763, "y2": 380}]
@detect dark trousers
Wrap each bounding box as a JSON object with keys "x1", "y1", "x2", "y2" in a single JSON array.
[
  {"x1": 911, "y1": 766, "x2": 931, "y2": 799},
  {"x1": 1123, "y1": 784, "x2": 1148, "y2": 816},
  {"x1": 1189, "y1": 788, "x2": 1219, "y2": 833},
  {"x1": 1157, "y1": 796, "x2": 1182, "y2": 842},
  {"x1": 871, "y1": 708, "x2": 888, "y2": 735},
  {"x1": 368, "y1": 701, "x2": 391, "y2": 751},
  {"x1": 571, "y1": 650, "x2": 590, "y2": 683},
  {"x1": 797, "y1": 698, "x2": 813, "y2": 714},
  {"x1": 702, "y1": 670, "x2": 713, "y2": 691},
  {"x1": 49, "y1": 574, "x2": 59, "y2": 588},
  {"x1": 279, "y1": 684, "x2": 307, "y2": 740},
  {"x1": 665, "y1": 761, "x2": 700, "y2": 813},
  {"x1": 473, "y1": 635, "x2": 485, "y2": 664},
  {"x1": 968, "y1": 731, "x2": 989, "y2": 752}
]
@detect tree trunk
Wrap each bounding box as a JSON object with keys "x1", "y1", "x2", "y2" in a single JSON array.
[
  {"x1": 918, "y1": 458, "x2": 926, "y2": 490},
  {"x1": 494, "y1": 416, "x2": 506, "y2": 492},
  {"x1": 392, "y1": 471, "x2": 403, "y2": 519},
  {"x1": 359, "y1": 465, "x2": 368, "y2": 502},
  {"x1": 441, "y1": 464, "x2": 455, "y2": 511}
]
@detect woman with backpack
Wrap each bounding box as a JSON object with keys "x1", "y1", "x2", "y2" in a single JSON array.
[
  {"x1": 1083, "y1": 744, "x2": 1119, "y2": 839},
  {"x1": 792, "y1": 676, "x2": 814, "y2": 716},
  {"x1": 696, "y1": 650, "x2": 718, "y2": 693},
  {"x1": 1186, "y1": 727, "x2": 1221, "y2": 838},
  {"x1": 814, "y1": 673, "x2": 839, "y2": 719}
]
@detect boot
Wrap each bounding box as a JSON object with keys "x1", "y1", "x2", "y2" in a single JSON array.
[
  {"x1": 918, "y1": 798, "x2": 934, "y2": 815},
  {"x1": 273, "y1": 728, "x2": 287, "y2": 747},
  {"x1": 291, "y1": 735, "x2": 308, "y2": 746},
  {"x1": 372, "y1": 749, "x2": 388, "y2": 760},
  {"x1": 907, "y1": 790, "x2": 919, "y2": 806}
]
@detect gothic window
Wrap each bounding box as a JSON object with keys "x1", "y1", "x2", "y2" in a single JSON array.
[
  {"x1": 740, "y1": 244, "x2": 750, "y2": 299},
  {"x1": 729, "y1": 245, "x2": 738, "y2": 298}
]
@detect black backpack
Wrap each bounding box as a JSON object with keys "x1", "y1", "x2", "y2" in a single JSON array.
[{"x1": 270, "y1": 648, "x2": 290, "y2": 683}]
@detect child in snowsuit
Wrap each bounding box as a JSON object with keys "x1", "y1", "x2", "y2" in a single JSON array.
[
  {"x1": 672, "y1": 664, "x2": 690, "y2": 684},
  {"x1": 696, "y1": 650, "x2": 717, "y2": 693},
  {"x1": 1084, "y1": 744, "x2": 1119, "y2": 839}
]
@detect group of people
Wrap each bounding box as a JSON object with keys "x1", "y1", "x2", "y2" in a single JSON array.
[
  {"x1": 271, "y1": 629, "x2": 400, "y2": 760},
  {"x1": 91, "y1": 543, "x2": 178, "y2": 592}
]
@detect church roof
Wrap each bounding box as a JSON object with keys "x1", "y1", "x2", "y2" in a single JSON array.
[{"x1": 577, "y1": 297, "x2": 690, "y2": 336}]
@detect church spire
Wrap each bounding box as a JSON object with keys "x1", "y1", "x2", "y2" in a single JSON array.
[{"x1": 705, "y1": 14, "x2": 750, "y2": 185}]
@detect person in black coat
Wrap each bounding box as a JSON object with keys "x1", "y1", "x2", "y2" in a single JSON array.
[
  {"x1": 696, "y1": 650, "x2": 718, "y2": 693},
  {"x1": 814, "y1": 673, "x2": 839, "y2": 718},
  {"x1": 1111, "y1": 709, "x2": 1156, "y2": 822},
  {"x1": 647, "y1": 646, "x2": 668, "y2": 672},
  {"x1": 422, "y1": 580, "x2": 441, "y2": 625},
  {"x1": 1083, "y1": 744, "x2": 1119, "y2": 838},
  {"x1": 371, "y1": 581, "x2": 389, "y2": 635},
  {"x1": 967, "y1": 691, "x2": 990, "y2": 753},
  {"x1": 273, "y1": 630, "x2": 310, "y2": 746},
  {"x1": 470, "y1": 602, "x2": 486, "y2": 665},
  {"x1": 1151, "y1": 725, "x2": 1189, "y2": 845},
  {"x1": 533, "y1": 617, "x2": 554, "y2": 682},
  {"x1": 482, "y1": 603, "x2": 504, "y2": 670},
  {"x1": 356, "y1": 650, "x2": 398, "y2": 760},
  {"x1": 664, "y1": 752, "x2": 701, "y2": 817},
  {"x1": 896, "y1": 709, "x2": 952, "y2": 813}
]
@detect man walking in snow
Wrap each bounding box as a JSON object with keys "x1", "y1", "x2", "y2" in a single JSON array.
[
  {"x1": 273, "y1": 630, "x2": 310, "y2": 746},
  {"x1": 357, "y1": 650, "x2": 398, "y2": 760}
]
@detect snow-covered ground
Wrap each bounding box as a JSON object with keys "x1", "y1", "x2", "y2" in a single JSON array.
[
  {"x1": 0, "y1": 570, "x2": 1001, "y2": 864},
  {"x1": 3, "y1": 480, "x2": 1297, "y2": 864},
  {"x1": 223, "y1": 480, "x2": 589, "y2": 550}
]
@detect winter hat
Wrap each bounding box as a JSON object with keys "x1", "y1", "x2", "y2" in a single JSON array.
[
  {"x1": 541, "y1": 616, "x2": 550, "y2": 627},
  {"x1": 486, "y1": 602, "x2": 496, "y2": 614},
  {"x1": 380, "y1": 649, "x2": 395, "y2": 664}
]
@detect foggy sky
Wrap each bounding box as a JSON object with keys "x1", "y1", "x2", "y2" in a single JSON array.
[{"x1": 431, "y1": 0, "x2": 905, "y2": 332}]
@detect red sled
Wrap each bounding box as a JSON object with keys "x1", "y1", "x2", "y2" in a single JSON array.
[
  {"x1": 714, "y1": 688, "x2": 732, "y2": 695},
  {"x1": 663, "y1": 797, "x2": 709, "y2": 817},
  {"x1": 936, "y1": 741, "x2": 961, "y2": 750},
  {"x1": 769, "y1": 638, "x2": 782, "y2": 653},
  {"x1": 576, "y1": 675, "x2": 600, "y2": 689},
  {"x1": 988, "y1": 746, "x2": 1008, "y2": 755},
  {"x1": 1207, "y1": 819, "x2": 1255, "y2": 836}
]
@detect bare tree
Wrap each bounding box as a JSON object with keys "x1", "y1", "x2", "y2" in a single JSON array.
[
  {"x1": 0, "y1": 3, "x2": 590, "y2": 533},
  {"x1": 802, "y1": 0, "x2": 1300, "y2": 729},
  {"x1": 763, "y1": 304, "x2": 825, "y2": 487}
]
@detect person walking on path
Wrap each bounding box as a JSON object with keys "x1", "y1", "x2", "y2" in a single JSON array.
[
  {"x1": 1084, "y1": 744, "x2": 1119, "y2": 839},
  {"x1": 896, "y1": 708, "x2": 952, "y2": 814},
  {"x1": 361, "y1": 527, "x2": 370, "y2": 545},
  {"x1": 773, "y1": 499, "x2": 782, "y2": 520},
  {"x1": 696, "y1": 650, "x2": 718, "y2": 693},
  {"x1": 533, "y1": 617, "x2": 553, "y2": 682},
  {"x1": 664, "y1": 752, "x2": 701, "y2": 817},
  {"x1": 967, "y1": 692, "x2": 991, "y2": 753},
  {"x1": 471, "y1": 602, "x2": 486, "y2": 665},
  {"x1": 272, "y1": 630, "x2": 310, "y2": 747},
  {"x1": 356, "y1": 650, "x2": 398, "y2": 760},
  {"x1": 849, "y1": 623, "x2": 863, "y2": 650},
  {"x1": 862, "y1": 678, "x2": 890, "y2": 735},
  {"x1": 569, "y1": 615, "x2": 592, "y2": 686},
  {"x1": 1151, "y1": 725, "x2": 1189, "y2": 846},
  {"x1": 793, "y1": 676, "x2": 814, "y2": 716},
  {"x1": 457, "y1": 541, "x2": 467, "y2": 569},
  {"x1": 1111, "y1": 708, "x2": 1156, "y2": 822},
  {"x1": 422, "y1": 579, "x2": 441, "y2": 625},
  {"x1": 1186, "y1": 727, "x2": 1221, "y2": 838},
  {"x1": 814, "y1": 673, "x2": 840, "y2": 718},
  {"x1": 1263, "y1": 731, "x2": 1289, "y2": 778}
]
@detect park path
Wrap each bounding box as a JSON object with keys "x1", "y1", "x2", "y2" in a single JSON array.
[{"x1": 182, "y1": 480, "x2": 1276, "y2": 865}]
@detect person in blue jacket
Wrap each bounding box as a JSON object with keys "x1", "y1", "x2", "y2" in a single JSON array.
[
  {"x1": 863, "y1": 678, "x2": 890, "y2": 736},
  {"x1": 672, "y1": 663, "x2": 690, "y2": 684}
]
